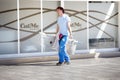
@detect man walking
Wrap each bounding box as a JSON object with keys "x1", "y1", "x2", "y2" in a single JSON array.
[{"x1": 56, "y1": 7, "x2": 72, "y2": 66}]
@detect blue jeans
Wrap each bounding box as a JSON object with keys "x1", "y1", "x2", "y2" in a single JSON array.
[{"x1": 58, "y1": 36, "x2": 70, "y2": 63}]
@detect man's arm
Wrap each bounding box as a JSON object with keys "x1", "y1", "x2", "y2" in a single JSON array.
[
  {"x1": 56, "y1": 24, "x2": 59, "y2": 34},
  {"x1": 67, "y1": 22, "x2": 72, "y2": 38}
]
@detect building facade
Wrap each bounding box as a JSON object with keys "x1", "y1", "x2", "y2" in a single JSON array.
[{"x1": 0, "y1": 0, "x2": 120, "y2": 58}]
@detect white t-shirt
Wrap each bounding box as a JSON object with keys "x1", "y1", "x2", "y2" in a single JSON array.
[{"x1": 57, "y1": 14, "x2": 71, "y2": 36}]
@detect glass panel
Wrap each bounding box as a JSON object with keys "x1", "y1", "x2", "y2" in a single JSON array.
[
  {"x1": 64, "y1": 1, "x2": 88, "y2": 50},
  {"x1": 43, "y1": 1, "x2": 60, "y2": 52},
  {"x1": 20, "y1": 0, "x2": 41, "y2": 53},
  {"x1": 89, "y1": 2, "x2": 118, "y2": 49},
  {"x1": 0, "y1": 0, "x2": 18, "y2": 54}
]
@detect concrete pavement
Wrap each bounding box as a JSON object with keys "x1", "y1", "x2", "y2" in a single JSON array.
[{"x1": 0, "y1": 57, "x2": 120, "y2": 80}]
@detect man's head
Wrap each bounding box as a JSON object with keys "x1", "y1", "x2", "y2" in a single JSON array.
[{"x1": 56, "y1": 7, "x2": 64, "y2": 16}]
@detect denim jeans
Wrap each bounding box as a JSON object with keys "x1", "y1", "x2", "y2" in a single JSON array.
[{"x1": 58, "y1": 35, "x2": 70, "y2": 63}]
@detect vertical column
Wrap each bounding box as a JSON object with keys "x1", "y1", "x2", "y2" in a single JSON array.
[
  {"x1": 118, "y1": 1, "x2": 120, "y2": 50},
  {"x1": 61, "y1": 0, "x2": 64, "y2": 7},
  {"x1": 17, "y1": 0, "x2": 20, "y2": 54},
  {"x1": 87, "y1": 0, "x2": 89, "y2": 50},
  {"x1": 40, "y1": 0, "x2": 44, "y2": 52}
]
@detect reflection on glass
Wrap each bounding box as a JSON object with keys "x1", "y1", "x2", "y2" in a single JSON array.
[
  {"x1": 0, "y1": 0, "x2": 18, "y2": 54},
  {"x1": 20, "y1": 0, "x2": 41, "y2": 53},
  {"x1": 64, "y1": 1, "x2": 87, "y2": 50},
  {"x1": 43, "y1": 1, "x2": 59, "y2": 52},
  {"x1": 89, "y1": 2, "x2": 118, "y2": 49}
]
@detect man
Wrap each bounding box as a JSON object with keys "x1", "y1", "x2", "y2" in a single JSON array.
[{"x1": 56, "y1": 7, "x2": 72, "y2": 66}]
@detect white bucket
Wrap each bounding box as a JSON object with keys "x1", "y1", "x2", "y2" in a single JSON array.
[{"x1": 67, "y1": 39, "x2": 78, "y2": 55}]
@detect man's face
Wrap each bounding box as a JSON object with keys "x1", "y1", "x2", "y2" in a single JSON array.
[{"x1": 56, "y1": 9, "x2": 63, "y2": 16}]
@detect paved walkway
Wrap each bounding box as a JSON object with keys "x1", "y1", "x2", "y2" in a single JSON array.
[{"x1": 0, "y1": 57, "x2": 120, "y2": 80}]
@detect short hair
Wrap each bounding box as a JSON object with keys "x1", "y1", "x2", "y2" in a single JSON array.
[{"x1": 56, "y1": 7, "x2": 65, "y2": 13}]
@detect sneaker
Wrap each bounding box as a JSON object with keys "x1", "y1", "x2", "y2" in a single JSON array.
[
  {"x1": 56, "y1": 62, "x2": 64, "y2": 66},
  {"x1": 64, "y1": 61, "x2": 71, "y2": 65}
]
